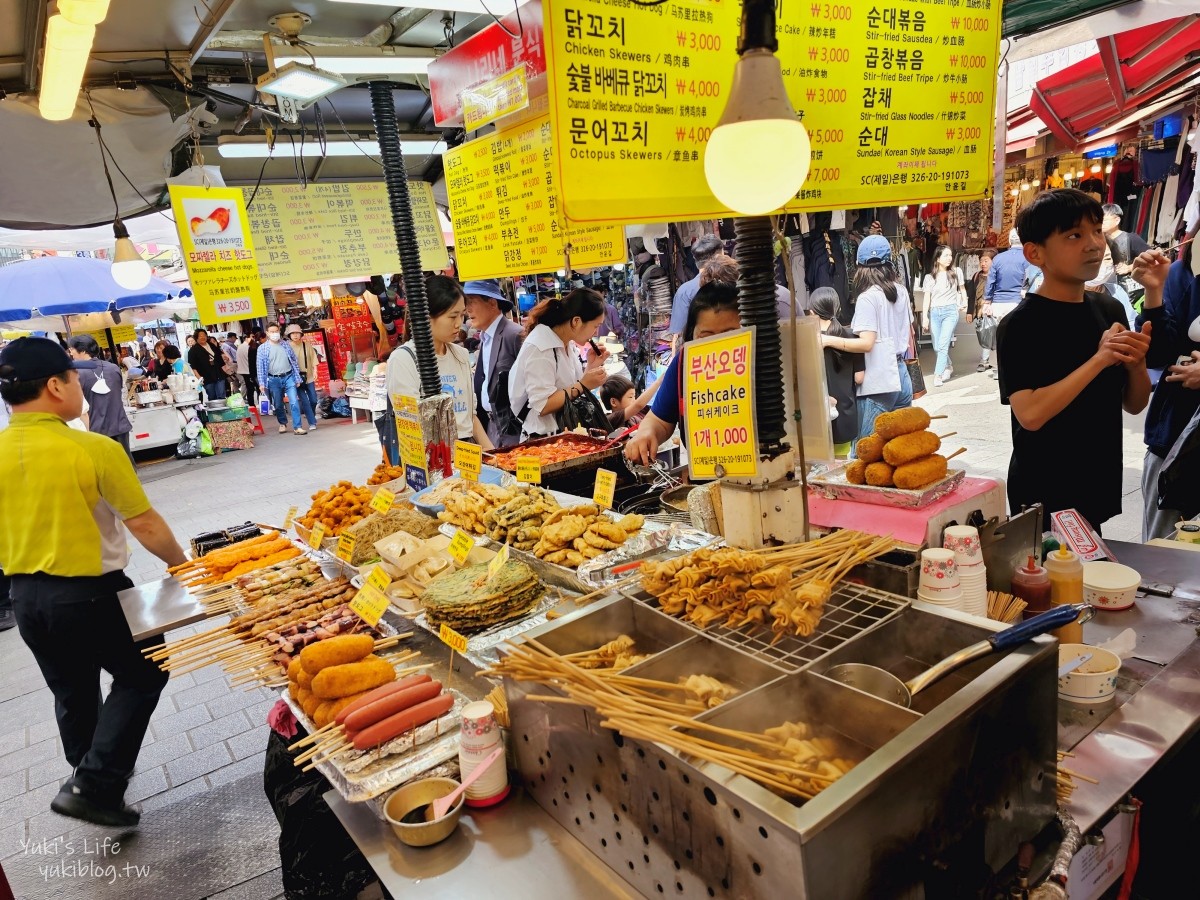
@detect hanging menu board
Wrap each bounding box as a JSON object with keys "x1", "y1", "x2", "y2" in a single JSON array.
[
  {"x1": 542, "y1": 0, "x2": 1003, "y2": 223},
  {"x1": 243, "y1": 181, "x2": 448, "y2": 287},
  {"x1": 443, "y1": 111, "x2": 625, "y2": 280}
]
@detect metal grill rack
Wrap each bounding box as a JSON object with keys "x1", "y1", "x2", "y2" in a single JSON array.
[{"x1": 626, "y1": 581, "x2": 909, "y2": 672}]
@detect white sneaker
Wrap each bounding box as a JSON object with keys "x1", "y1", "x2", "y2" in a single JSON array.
[
  {"x1": 944, "y1": 365, "x2": 953, "y2": 380},
  {"x1": 294, "y1": 428, "x2": 307, "y2": 435},
  {"x1": 278, "y1": 424, "x2": 287, "y2": 434},
  {"x1": 933, "y1": 376, "x2": 944, "y2": 387},
  {"x1": 308, "y1": 422, "x2": 317, "y2": 431}
]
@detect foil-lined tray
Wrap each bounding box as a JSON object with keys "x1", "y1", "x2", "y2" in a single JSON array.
[
  {"x1": 282, "y1": 686, "x2": 467, "y2": 803},
  {"x1": 577, "y1": 524, "x2": 721, "y2": 588},
  {"x1": 437, "y1": 522, "x2": 590, "y2": 593},
  {"x1": 808, "y1": 463, "x2": 965, "y2": 509}
]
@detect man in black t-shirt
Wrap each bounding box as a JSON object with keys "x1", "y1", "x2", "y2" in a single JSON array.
[{"x1": 998, "y1": 190, "x2": 1153, "y2": 530}]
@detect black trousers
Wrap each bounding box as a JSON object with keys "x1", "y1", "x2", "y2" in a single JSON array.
[{"x1": 11, "y1": 571, "x2": 168, "y2": 802}]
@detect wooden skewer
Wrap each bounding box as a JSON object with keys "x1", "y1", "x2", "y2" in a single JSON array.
[
  {"x1": 946, "y1": 447, "x2": 967, "y2": 462},
  {"x1": 1058, "y1": 766, "x2": 1099, "y2": 785},
  {"x1": 937, "y1": 431, "x2": 957, "y2": 439},
  {"x1": 289, "y1": 722, "x2": 341, "y2": 751}
]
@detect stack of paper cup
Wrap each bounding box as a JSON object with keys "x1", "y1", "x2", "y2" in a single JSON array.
[
  {"x1": 944, "y1": 525, "x2": 987, "y2": 618},
  {"x1": 918, "y1": 548, "x2": 962, "y2": 608},
  {"x1": 458, "y1": 700, "x2": 509, "y2": 807}
]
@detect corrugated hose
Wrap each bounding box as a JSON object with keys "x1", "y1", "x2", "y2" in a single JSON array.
[{"x1": 734, "y1": 216, "x2": 787, "y2": 454}]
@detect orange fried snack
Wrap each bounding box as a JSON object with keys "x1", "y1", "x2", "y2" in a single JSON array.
[
  {"x1": 874, "y1": 408, "x2": 932, "y2": 441},
  {"x1": 864, "y1": 462, "x2": 895, "y2": 487},
  {"x1": 845, "y1": 460, "x2": 867, "y2": 484},
  {"x1": 882, "y1": 431, "x2": 941, "y2": 466},
  {"x1": 893, "y1": 454, "x2": 948, "y2": 490},
  {"x1": 855, "y1": 434, "x2": 885, "y2": 463}
]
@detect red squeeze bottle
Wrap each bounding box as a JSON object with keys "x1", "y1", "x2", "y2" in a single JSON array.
[{"x1": 1011, "y1": 555, "x2": 1052, "y2": 620}]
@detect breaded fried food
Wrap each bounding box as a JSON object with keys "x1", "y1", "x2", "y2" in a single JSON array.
[
  {"x1": 299, "y1": 633, "x2": 375, "y2": 675},
  {"x1": 311, "y1": 655, "x2": 395, "y2": 700},
  {"x1": 864, "y1": 461, "x2": 895, "y2": 487},
  {"x1": 893, "y1": 454, "x2": 948, "y2": 490},
  {"x1": 855, "y1": 434, "x2": 885, "y2": 463},
  {"x1": 844, "y1": 459, "x2": 867, "y2": 484},
  {"x1": 882, "y1": 430, "x2": 940, "y2": 466},
  {"x1": 874, "y1": 407, "x2": 932, "y2": 440},
  {"x1": 590, "y1": 520, "x2": 627, "y2": 543},
  {"x1": 544, "y1": 515, "x2": 588, "y2": 547},
  {"x1": 616, "y1": 514, "x2": 645, "y2": 533}
]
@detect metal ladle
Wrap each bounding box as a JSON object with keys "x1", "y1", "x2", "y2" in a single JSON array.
[{"x1": 826, "y1": 604, "x2": 1096, "y2": 708}]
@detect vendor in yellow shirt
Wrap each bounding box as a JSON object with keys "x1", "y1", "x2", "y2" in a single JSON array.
[{"x1": 0, "y1": 337, "x2": 186, "y2": 829}]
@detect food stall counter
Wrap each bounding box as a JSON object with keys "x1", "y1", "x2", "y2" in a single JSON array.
[
  {"x1": 118, "y1": 575, "x2": 208, "y2": 641},
  {"x1": 324, "y1": 786, "x2": 643, "y2": 899}
]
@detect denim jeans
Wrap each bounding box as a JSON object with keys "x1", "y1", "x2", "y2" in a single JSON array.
[
  {"x1": 930, "y1": 305, "x2": 959, "y2": 378},
  {"x1": 204, "y1": 379, "x2": 227, "y2": 401},
  {"x1": 855, "y1": 357, "x2": 914, "y2": 443},
  {"x1": 12, "y1": 571, "x2": 167, "y2": 801},
  {"x1": 267, "y1": 374, "x2": 302, "y2": 429},
  {"x1": 297, "y1": 380, "x2": 319, "y2": 427}
]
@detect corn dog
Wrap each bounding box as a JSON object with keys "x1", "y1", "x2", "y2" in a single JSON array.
[
  {"x1": 875, "y1": 407, "x2": 931, "y2": 440},
  {"x1": 855, "y1": 434, "x2": 885, "y2": 463},
  {"x1": 882, "y1": 430, "x2": 941, "y2": 466},
  {"x1": 893, "y1": 454, "x2": 948, "y2": 490},
  {"x1": 845, "y1": 459, "x2": 867, "y2": 484},
  {"x1": 865, "y1": 462, "x2": 895, "y2": 486},
  {"x1": 299, "y1": 633, "x2": 376, "y2": 675},
  {"x1": 311, "y1": 655, "x2": 396, "y2": 700}
]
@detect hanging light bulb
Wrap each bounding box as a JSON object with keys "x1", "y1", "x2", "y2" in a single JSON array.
[
  {"x1": 1077, "y1": 169, "x2": 1086, "y2": 179},
  {"x1": 1105, "y1": 163, "x2": 1113, "y2": 174},
  {"x1": 1020, "y1": 182, "x2": 1031, "y2": 191},
  {"x1": 1032, "y1": 179, "x2": 1041, "y2": 187},
  {"x1": 110, "y1": 219, "x2": 152, "y2": 290},
  {"x1": 1010, "y1": 188, "x2": 1019, "y2": 197},
  {"x1": 1064, "y1": 171, "x2": 1074, "y2": 180},
  {"x1": 1090, "y1": 164, "x2": 1101, "y2": 174},
  {"x1": 704, "y1": 0, "x2": 810, "y2": 215}
]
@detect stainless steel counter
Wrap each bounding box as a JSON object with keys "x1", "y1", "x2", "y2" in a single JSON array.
[
  {"x1": 118, "y1": 575, "x2": 209, "y2": 641},
  {"x1": 1060, "y1": 539, "x2": 1200, "y2": 834},
  {"x1": 324, "y1": 787, "x2": 644, "y2": 899}
]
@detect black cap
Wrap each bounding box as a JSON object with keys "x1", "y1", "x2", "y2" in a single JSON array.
[{"x1": 0, "y1": 337, "x2": 83, "y2": 384}]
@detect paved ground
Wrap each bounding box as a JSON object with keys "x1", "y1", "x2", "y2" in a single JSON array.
[
  {"x1": 0, "y1": 414, "x2": 385, "y2": 898},
  {"x1": 0, "y1": 331, "x2": 1153, "y2": 895}
]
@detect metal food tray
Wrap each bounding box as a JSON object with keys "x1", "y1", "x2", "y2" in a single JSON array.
[
  {"x1": 483, "y1": 432, "x2": 622, "y2": 476},
  {"x1": 577, "y1": 524, "x2": 720, "y2": 588},
  {"x1": 282, "y1": 685, "x2": 468, "y2": 804},
  {"x1": 808, "y1": 463, "x2": 965, "y2": 509},
  {"x1": 437, "y1": 521, "x2": 592, "y2": 593},
  {"x1": 626, "y1": 580, "x2": 909, "y2": 673}
]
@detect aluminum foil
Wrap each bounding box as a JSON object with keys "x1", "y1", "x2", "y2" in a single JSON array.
[
  {"x1": 281, "y1": 686, "x2": 468, "y2": 803},
  {"x1": 577, "y1": 524, "x2": 721, "y2": 588},
  {"x1": 808, "y1": 464, "x2": 966, "y2": 509}
]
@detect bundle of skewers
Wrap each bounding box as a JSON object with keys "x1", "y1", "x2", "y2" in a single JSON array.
[
  {"x1": 1056, "y1": 749, "x2": 1098, "y2": 803},
  {"x1": 190, "y1": 558, "x2": 328, "y2": 616},
  {"x1": 640, "y1": 530, "x2": 894, "y2": 641},
  {"x1": 486, "y1": 638, "x2": 856, "y2": 801},
  {"x1": 145, "y1": 574, "x2": 402, "y2": 688},
  {"x1": 168, "y1": 531, "x2": 302, "y2": 594},
  {"x1": 288, "y1": 635, "x2": 452, "y2": 772},
  {"x1": 987, "y1": 591, "x2": 1028, "y2": 624}
]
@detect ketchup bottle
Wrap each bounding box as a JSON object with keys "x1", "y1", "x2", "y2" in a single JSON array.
[{"x1": 1011, "y1": 555, "x2": 1052, "y2": 621}]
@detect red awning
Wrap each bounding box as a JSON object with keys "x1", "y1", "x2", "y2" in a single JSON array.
[{"x1": 1029, "y1": 14, "x2": 1200, "y2": 148}]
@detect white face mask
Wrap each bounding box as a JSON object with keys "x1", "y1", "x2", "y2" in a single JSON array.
[
  {"x1": 1189, "y1": 315, "x2": 1200, "y2": 343},
  {"x1": 91, "y1": 374, "x2": 110, "y2": 395},
  {"x1": 268, "y1": 332, "x2": 281, "y2": 342}
]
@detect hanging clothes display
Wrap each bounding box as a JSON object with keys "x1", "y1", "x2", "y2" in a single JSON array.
[{"x1": 1140, "y1": 147, "x2": 1175, "y2": 186}]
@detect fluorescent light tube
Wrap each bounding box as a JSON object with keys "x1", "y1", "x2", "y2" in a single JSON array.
[
  {"x1": 326, "y1": 0, "x2": 499, "y2": 13},
  {"x1": 217, "y1": 136, "x2": 444, "y2": 158},
  {"x1": 273, "y1": 49, "x2": 437, "y2": 76}
]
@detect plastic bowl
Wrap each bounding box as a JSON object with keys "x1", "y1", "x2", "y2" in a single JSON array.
[
  {"x1": 1082, "y1": 561, "x2": 1140, "y2": 611},
  {"x1": 383, "y1": 776, "x2": 465, "y2": 847},
  {"x1": 1057, "y1": 643, "x2": 1120, "y2": 705}
]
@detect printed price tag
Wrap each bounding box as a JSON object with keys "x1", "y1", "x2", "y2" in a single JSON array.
[
  {"x1": 683, "y1": 328, "x2": 760, "y2": 480},
  {"x1": 307, "y1": 521, "x2": 327, "y2": 549},
  {"x1": 396, "y1": 395, "x2": 419, "y2": 417},
  {"x1": 516, "y1": 457, "x2": 542, "y2": 484},
  {"x1": 335, "y1": 533, "x2": 357, "y2": 562},
  {"x1": 455, "y1": 441, "x2": 482, "y2": 481},
  {"x1": 487, "y1": 543, "x2": 510, "y2": 582},
  {"x1": 439, "y1": 623, "x2": 469, "y2": 654},
  {"x1": 405, "y1": 465, "x2": 429, "y2": 492},
  {"x1": 366, "y1": 565, "x2": 393, "y2": 592},
  {"x1": 448, "y1": 529, "x2": 475, "y2": 565},
  {"x1": 283, "y1": 505, "x2": 298, "y2": 530},
  {"x1": 350, "y1": 583, "x2": 389, "y2": 628},
  {"x1": 593, "y1": 468, "x2": 617, "y2": 510},
  {"x1": 370, "y1": 488, "x2": 396, "y2": 514}
]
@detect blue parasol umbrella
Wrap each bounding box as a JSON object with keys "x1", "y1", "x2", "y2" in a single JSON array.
[{"x1": 0, "y1": 256, "x2": 191, "y2": 322}]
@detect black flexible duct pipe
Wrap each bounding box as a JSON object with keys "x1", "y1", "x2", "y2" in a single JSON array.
[
  {"x1": 368, "y1": 80, "x2": 441, "y2": 398},
  {"x1": 734, "y1": 216, "x2": 787, "y2": 454}
]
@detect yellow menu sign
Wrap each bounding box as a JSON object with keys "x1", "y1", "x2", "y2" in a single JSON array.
[
  {"x1": 516, "y1": 457, "x2": 542, "y2": 484},
  {"x1": 439, "y1": 623, "x2": 469, "y2": 654},
  {"x1": 350, "y1": 583, "x2": 389, "y2": 627},
  {"x1": 370, "y1": 488, "x2": 396, "y2": 514},
  {"x1": 242, "y1": 181, "x2": 447, "y2": 288},
  {"x1": 464, "y1": 64, "x2": 531, "y2": 131},
  {"x1": 542, "y1": 0, "x2": 1002, "y2": 223},
  {"x1": 449, "y1": 529, "x2": 476, "y2": 565},
  {"x1": 307, "y1": 521, "x2": 328, "y2": 549},
  {"x1": 336, "y1": 533, "x2": 357, "y2": 563},
  {"x1": 454, "y1": 440, "x2": 482, "y2": 481},
  {"x1": 444, "y1": 111, "x2": 625, "y2": 279},
  {"x1": 169, "y1": 185, "x2": 267, "y2": 323},
  {"x1": 683, "y1": 328, "x2": 758, "y2": 480},
  {"x1": 593, "y1": 469, "x2": 616, "y2": 510}
]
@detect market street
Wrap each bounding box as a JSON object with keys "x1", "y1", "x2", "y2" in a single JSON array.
[{"x1": 0, "y1": 335, "x2": 1154, "y2": 898}]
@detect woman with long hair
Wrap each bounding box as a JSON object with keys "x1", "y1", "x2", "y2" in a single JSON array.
[
  {"x1": 921, "y1": 244, "x2": 968, "y2": 386},
  {"x1": 828, "y1": 236, "x2": 914, "y2": 441},
  {"x1": 386, "y1": 275, "x2": 491, "y2": 447},
  {"x1": 509, "y1": 288, "x2": 610, "y2": 438}
]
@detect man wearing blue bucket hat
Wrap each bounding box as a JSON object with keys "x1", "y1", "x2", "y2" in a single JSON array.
[{"x1": 463, "y1": 279, "x2": 525, "y2": 447}]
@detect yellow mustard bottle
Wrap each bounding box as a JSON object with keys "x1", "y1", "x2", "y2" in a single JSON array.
[{"x1": 1044, "y1": 546, "x2": 1084, "y2": 642}]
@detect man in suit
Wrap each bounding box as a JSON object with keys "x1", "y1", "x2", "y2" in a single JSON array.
[{"x1": 464, "y1": 280, "x2": 524, "y2": 447}]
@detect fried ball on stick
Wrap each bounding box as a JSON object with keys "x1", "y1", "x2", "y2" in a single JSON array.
[
  {"x1": 855, "y1": 434, "x2": 885, "y2": 463},
  {"x1": 865, "y1": 462, "x2": 895, "y2": 487},
  {"x1": 845, "y1": 459, "x2": 867, "y2": 484},
  {"x1": 882, "y1": 430, "x2": 941, "y2": 466},
  {"x1": 875, "y1": 407, "x2": 932, "y2": 440},
  {"x1": 893, "y1": 454, "x2": 947, "y2": 490}
]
